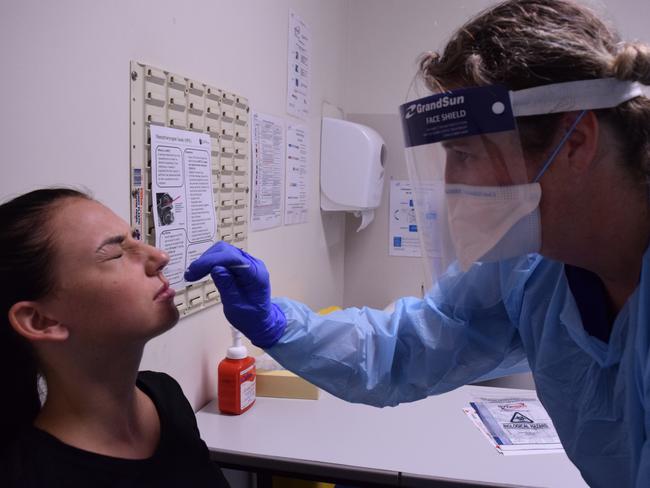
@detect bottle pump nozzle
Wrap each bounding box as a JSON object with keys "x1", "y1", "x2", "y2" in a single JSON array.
[{"x1": 226, "y1": 326, "x2": 248, "y2": 359}]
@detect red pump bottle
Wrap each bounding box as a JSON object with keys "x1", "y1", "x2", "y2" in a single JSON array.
[{"x1": 218, "y1": 328, "x2": 256, "y2": 415}]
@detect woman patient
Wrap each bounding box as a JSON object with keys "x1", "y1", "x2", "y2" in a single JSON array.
[{"x1": 0, "y1": 188, "x2": 229, "y2": 487}]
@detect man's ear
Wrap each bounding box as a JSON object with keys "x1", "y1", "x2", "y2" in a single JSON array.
[
  {"x1": 8, "y1": 301, "x2": 69, "y2": 342},
  {"x1": 563, "y1": 110, "x2": 599, "y2": 175}
]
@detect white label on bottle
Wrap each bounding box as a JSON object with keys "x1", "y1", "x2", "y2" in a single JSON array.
[{"x1": 240, "y1": 364, "x2": 256, "y2": 410}]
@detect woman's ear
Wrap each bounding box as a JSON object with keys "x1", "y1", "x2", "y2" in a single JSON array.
[
  {"x1": 8, "y1": 301, "x2": 69, "y2": 342},
  {"x1": 564, "y1": 110, "x2": 599, "y2": 175}
]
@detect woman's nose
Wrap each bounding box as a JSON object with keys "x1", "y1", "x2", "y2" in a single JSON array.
[{"x1": 145, "y1": 245, "x2": 170, "y2": 275}]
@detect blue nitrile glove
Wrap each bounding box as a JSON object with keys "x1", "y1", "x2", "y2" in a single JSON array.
[{"x1": 184, "y1": 241, "x2": 286, "y2": 349}]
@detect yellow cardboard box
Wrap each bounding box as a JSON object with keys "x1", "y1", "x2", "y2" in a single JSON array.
[{"x1": 256, "y1": 369, "x2": 319, "y2": 400}]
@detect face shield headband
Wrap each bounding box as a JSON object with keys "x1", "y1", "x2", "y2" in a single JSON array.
[{"x1": 400, "y1": 78, "x2": 650, "y2": 282}]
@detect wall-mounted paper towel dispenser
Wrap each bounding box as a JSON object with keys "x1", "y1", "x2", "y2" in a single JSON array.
[{"x1": 320, "y1": 117, "x2": 386, "y2": 231}]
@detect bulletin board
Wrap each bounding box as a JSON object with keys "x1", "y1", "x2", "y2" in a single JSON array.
[{"x1": 129, "y1": 61, "x2": 250, "y2": 318}]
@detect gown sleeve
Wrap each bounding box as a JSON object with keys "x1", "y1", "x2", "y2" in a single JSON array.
[{"x1": 266, "y1": 260, "x2": 533, "y2": 407}]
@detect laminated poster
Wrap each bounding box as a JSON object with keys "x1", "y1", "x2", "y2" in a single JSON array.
[
  {"x1": 251, "y1": 111, "x2": 285, "y2": 231},
  {"x1": 284, "y1": 123, "x2": 309, "y2": 225},
  {"x1": 150, "y1": 125, "x2": 217, "y2": 290},
  {"x1": 286, "y1": 9, "x2": 311, "y2": 119},
  {"x1": 389, "y1": 180, "x2": 421, "y2": 257}
]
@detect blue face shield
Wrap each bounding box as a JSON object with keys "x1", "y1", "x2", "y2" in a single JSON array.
[{"x1": 400, "y1": 78, "x2": 650, "y2": 282}]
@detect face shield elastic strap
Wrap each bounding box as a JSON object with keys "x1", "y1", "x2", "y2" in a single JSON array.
[
  {"x1": 510, "y1": 78, "x2": 650, "y2": 117},
  {"x1": 533, "y1": 110, "x2": 588, "y2": 183},
  {"x1": 511, "y1": 78, "x2": 650, "y2": 183}
]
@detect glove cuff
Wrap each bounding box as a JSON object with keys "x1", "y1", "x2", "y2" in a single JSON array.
[{"x1": 251, "y1": 303, "x2": 287, "y2": 349}]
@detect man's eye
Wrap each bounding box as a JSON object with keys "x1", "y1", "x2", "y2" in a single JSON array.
[{"x1": 109, "y1": 254, "x2": 123, "y2": 260}]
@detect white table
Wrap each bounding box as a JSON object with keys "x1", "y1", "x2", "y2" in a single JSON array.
[{"x1": 197, "y1": 385, "x2": 588, "y2": 487}]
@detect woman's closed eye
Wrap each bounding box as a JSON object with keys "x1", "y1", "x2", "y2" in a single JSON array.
[
  {"x1": 96, "y1": 228, "x2": 144, "y2": 262},
  {"x1": 96, "y1": 244, "x2": 123, "y2": 261}
]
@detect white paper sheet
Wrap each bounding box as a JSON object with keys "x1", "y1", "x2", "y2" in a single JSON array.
[
  {"x1": 150, "y1": 125, "x2": 217, "y2": 290},
  {"x1": 389, "y1": 180, "x2": 421, "y2": 257},
  {"x1": 286, "y1": 9, "x2": 311, "y2": 120},
  {"x1": 251, "y1": 111, "x2": 285, "y2": 231},
  {"x1": 284, "y1": 123, "x2": 309, "y2": 225}
]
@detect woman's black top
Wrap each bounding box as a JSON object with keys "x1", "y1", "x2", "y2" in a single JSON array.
[{"x1": 2, "y1": 371, "x2": 229, "y2": 487}]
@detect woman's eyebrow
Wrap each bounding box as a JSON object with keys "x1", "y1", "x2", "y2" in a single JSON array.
[{"x1": 95, "y1": 234, "x2": 126, "y2": 252}]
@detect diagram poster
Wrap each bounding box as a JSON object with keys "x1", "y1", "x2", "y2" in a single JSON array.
[
  {"x1": 150, "y1": 125, "x2": 217, "y2": 290},
  {"x1": 286, "y1": 9, "x2": 311, "y2": 120},
  {"x1": 284, "y1": 123, "x2": 309, "y2": 225},
  {"x1": 389, "y1": 180, "x2": 421, "y2": 257}
]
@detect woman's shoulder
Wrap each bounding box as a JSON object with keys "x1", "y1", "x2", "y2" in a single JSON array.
[
  {"x1": 137, "y1": 370, "x2": 190, "y2": 406},
  {"x1": 137, "y1": 370, "x2": 182, "y2": 393},
  {"x1": 136, "y1": 370, "x2": 196, "y2": 427}
]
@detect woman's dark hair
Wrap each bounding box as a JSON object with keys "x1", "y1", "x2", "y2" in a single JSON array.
[
  {"x1": 419, "y1": 0, "x2": 650, "y2": 181},
  {"x1": 0, "y1": 188, "x2": 91, "y2": 449}
]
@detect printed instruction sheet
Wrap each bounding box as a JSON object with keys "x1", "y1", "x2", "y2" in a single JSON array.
[
  {"x1": 251, "y1": 111, "x2": 285, "y2": 231},
  {"x1": 286, "y1": 9, "x2": 311, "y2": 119},
  {"x1": 389, "y1": 180, "x2": 421, "y2": 257},
  {"x1": 284, "y1": 123, "x2": 309, "y2": 225},
  {"x1": 150, "y1": 125, "x2": 217, "y2": 290}
]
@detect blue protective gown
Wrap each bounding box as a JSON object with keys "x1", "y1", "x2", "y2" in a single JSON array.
[{"x1": 267, "y1": 247, "x2": 650, "y2": 488}]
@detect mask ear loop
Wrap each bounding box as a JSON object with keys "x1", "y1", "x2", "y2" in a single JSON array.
[{"x1": 533, "y1": 110, "x2": 588, "y2": 183}]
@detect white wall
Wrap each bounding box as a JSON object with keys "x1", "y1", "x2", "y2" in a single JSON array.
[
  {"x1": 341, "y1": 1, "x2": 496, "y2": 309},
  {"x1": 344, "y1": 0, "x2": 650, "y2": 115},
  {"x1": 0, "y1": 0, "x2": 349, "y2": 410}
]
